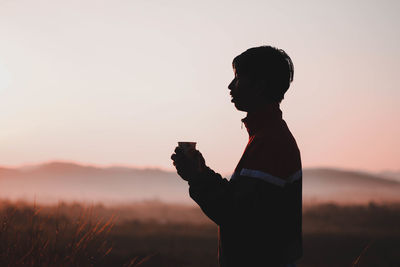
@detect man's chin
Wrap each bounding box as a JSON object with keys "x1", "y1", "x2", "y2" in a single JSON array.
[{"x1": 233, "y1": 102, "x2": 247, "y2": 112}]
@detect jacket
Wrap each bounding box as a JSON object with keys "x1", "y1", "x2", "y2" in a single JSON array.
[{"x1": 188, "y1": 103, "x2": 303, "y2": 266}]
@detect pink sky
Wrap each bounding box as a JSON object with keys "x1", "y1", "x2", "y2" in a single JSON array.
[{"x1": 0, "y1": 0, "x2": 399, "y2": 174}]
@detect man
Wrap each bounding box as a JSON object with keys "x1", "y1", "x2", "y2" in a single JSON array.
[{"x1": 171, "y1": 46, "x2": 302, "y2": 267}]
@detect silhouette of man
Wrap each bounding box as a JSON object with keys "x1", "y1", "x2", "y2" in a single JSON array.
[{"x1": 171, "y1": 46, "x2": 302, "y2": 267}]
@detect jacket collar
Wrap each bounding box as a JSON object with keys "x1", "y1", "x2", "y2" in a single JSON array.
[{"x1": 241, "y1": 102, "x2": 282, "y2": 136}]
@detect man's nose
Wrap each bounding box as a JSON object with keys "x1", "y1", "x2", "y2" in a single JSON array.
[{"x1": 228, "y1": 80, "x2": 234, "y2": 90}]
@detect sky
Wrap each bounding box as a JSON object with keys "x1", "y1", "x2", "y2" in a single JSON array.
[{"x1": 0, "y1": 0, "x2": 399, "y2": 174}]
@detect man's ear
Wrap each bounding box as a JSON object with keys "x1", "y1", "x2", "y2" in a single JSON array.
[{"x1": 253, "y1": 79, "x2": 268, "y2": 97}]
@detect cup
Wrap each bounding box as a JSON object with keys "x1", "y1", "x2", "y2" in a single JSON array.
[{"x1": 178, "y1": 142, "x2": 197, "y2": 154}]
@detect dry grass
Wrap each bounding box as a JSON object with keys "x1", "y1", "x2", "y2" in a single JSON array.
[
  {"x1": 352, "y1": 240, "x2": 374, "y2": 267},
  {"x1": 1, "y1": 200, "x2": 399, "y2": 266},
  {"x1": 0, "y1": 201, "x2": 143, "y2": 267}
]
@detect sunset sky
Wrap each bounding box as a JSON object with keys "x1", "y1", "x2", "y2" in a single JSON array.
[{"x1": 0, "y1": 0, "x2": 399, "y2": 174}]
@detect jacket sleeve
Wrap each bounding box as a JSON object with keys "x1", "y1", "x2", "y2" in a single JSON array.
[{"x1": 188, "y1": 167, "x2": 286, "y2": 226}]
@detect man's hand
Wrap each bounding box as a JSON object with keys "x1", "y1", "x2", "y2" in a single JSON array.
[{"x1": 171, "y1": 147, "x2": 207, "y2": 182}]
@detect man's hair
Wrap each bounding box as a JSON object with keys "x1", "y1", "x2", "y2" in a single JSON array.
[{"x1": 232, "y1": 45, "x2": 294, "y2": 103}]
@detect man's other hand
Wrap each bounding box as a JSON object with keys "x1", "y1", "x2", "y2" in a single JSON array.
[{"x1": 171, "y1": 147, "x2": 207, "y2": 182}]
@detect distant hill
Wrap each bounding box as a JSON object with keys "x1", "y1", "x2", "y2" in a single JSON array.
[
  {"x1": 0, "y1": 162, "x2": 399, "y2": 205},
  {"x1": 377, "y1": 170, "x2": 400, "y2": 182},
  {"x1": 303, "y1": 168, "x2": 400, "y2": 205},
  {"x1": 0, "y1": 162, "x2": 188, "y2": 205}
]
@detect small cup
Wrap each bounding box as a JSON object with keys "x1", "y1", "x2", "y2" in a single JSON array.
[{"x1": 178, "y1": 142, "x2": 197, "y2": 154}]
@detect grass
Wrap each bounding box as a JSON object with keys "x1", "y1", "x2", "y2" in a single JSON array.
[
  {"x1": 0, "y1": 200, "x2": 399, "y2": 267},
  {"x1": 352, "y1": 240, "x2": 374, "y2": 267},
  {"x1": 0, "y1": 201, "x2": 116, "y2": 266}
]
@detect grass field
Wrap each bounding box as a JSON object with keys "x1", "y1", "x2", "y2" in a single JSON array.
[{"x1": 0, "y1": 200, "x2": 399, "y2": 267}]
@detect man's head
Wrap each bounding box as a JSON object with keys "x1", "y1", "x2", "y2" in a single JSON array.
[{"x1": 228, "y1": 45, "x2": 294, "y2": 112}]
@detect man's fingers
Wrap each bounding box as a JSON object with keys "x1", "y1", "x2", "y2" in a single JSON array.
[
  {"x1": 171, "y1": 153, "x2": 177, "y2": 161},
  {"x1": 174, "y1": 147, "x2": 184, "y2": 154},
  {"x1": 171, "y1": 152, "x2": 185, "y2": 163},
  {"x1": 171, "y1": 153, "x2": 186, "y2": 170}
]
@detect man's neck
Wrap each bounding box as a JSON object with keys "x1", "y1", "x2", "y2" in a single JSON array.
[{"x1": 246, "y1": 102, "x2": 279, "y2": 117}]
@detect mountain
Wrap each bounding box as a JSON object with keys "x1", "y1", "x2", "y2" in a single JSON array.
[
  {"x1": 303, "y1": 168, "x2": 400, "y2": 204},
  {"x1": 0, "y1": 162, "x2": 399, "y2": 205},
  {"x1": 0, "y1": 162, "x2": 189, "y2": 205},
  {"x1": 376, "y1": 170, "x2": 400, "y2": 182}
]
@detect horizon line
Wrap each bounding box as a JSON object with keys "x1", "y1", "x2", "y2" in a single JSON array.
[{"x1": 0, "y1": 159, "x2": 399, "y2": 174}]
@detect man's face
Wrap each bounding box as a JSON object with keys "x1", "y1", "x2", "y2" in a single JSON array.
[{"x1": 228, "y1": 68, "x2": 260, "y2": 112}]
